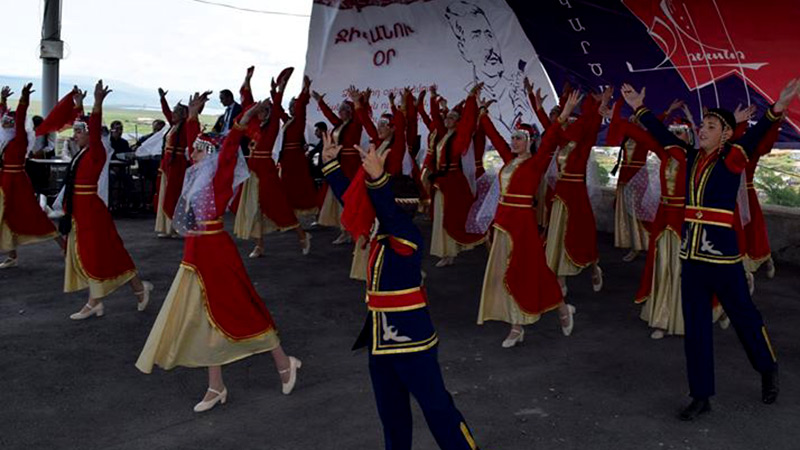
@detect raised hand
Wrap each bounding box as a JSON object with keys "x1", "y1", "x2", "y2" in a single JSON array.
[
  {"x1": 20, "y1": 83, "x2": 35, "y2": 102},
  {"x1": 276, "y1": 67, "x2": 294, "y2": 91},
  {"x1": 666, "y1": 98, "x2": 685, "y2": 115},
  {"x1": 1, "y1": 86, "x2": 12, "y2": 101},
  {"x1": 188, "y1": 90, "x2": 212, "y2": 118},
  {"x1": 469, "y1": 82, "x2": 485, "y2": 97},
  {"x1": 72, "y1": 85, "x2": 87, "y2": 108},
  {"x1": 93, "y1": 80, "x2": 112, "y2": 109},
  {"x1": 681, "y1": 103, "x2": 696, "y2": 127},
  {"x1": 534, "y1": 87, "x2": 548, "y2": 110},
  {"x1": 158, "y1": 87, "x2": 168, "y2": 99},
  {"x1": 774, "y1": 78, "x2": 800, "y2": 113},
  {"x1": 523, "y1": 76, "x2": 533, "y2": 95},
  {"x1": 430, "y1": 84, "x2": 438, "y2": 98},
  {"x1": 733, "y1": 103, "x2": 757, "y2": 123},
  {"x1": 321, "y1": 131, "x2": 342, "y2": 164},
  {"x1": 599, "y1": 85, "x2": 614, "y2": 110},
  {"x1": 620, "y1": 83, "x2": 645, "y2": 110},
  {"x1": 242, "y1": 99, "x2": 268, "y2": 125},
  {"x1": 388, "y1": 91, "x2": 396, "y2": 104},
  {"x1": 346, "y1": 85, "x2": 360, "y2": 103},
  {"x1": 245, "y1": 66, "x2": 255, "y2": 81},
  {"x1": 358, "y1": 143, "x2": 388, "y2": 180},
  {"x1": 478, "y1": 96, "x2": 496, "y2": 111},
  {"x1": 559, "y1": 90, "x2": 583, "y2": 122},
  {"x1": 364, "y1": 88, "x2": 373, "y2": 104},
  {"x1": 311, "y1": 90, "x2": 325, "y2": 102},
  {"x1": 303, "y1": 75, "x2": 312, "y2": 92}
]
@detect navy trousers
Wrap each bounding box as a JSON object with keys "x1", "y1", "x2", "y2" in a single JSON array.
[
  {"x1": 681, "y1": 260, "x2": 777, "y2": 399},
  {"x1": 368, "y1": 347, "x2": 477, "y2": 450}
]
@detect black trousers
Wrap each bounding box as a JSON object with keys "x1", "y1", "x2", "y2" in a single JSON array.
[
  {"x1": 681, "y1": 259, "x2": 777, "y2": 399},
  {"x1": 368, "y1": 347, "x2": 477, "y2": 450}
]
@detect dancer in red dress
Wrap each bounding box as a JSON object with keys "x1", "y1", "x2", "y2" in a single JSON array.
[
  {"x1": 232, "y1": 67, "x2": 310, "y2": 258},
  {"x1": 421, "y1": 83, "x2": 486, "y2": 267},
  {"x1": 278, "y1": 75, "x2": 319, "y2": 218},
  {"x1": 312, "y1": 87, "x2": 364, "y2": 244},
  {"x1": 0, "y1": 84, "x2": 63, "y2": 269},
  {"x1": 137, "y1": 93, "x2": 301, "y2": 412},
  {"x1": 477, "y1": 92, "x2": 582, "y2": 347},
  {"x1": 606, "y1": 99, "x2": 653, "y2": 262},
  {"x1": 42, "y1": 82, "x2": 153, "y2": 320},
  {"x1": 544, "y1": 88, "x2": 609, "y2": 296},
  {"x1": 154, "y1": 87, "x2": 190, "y2": 237}
]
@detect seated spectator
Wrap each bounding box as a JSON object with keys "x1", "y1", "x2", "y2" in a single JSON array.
[{"x1": 109, "y1": 120, "x2": 133, "y2": 161}]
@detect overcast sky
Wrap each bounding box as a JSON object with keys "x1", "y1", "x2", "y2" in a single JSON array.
[{"x1": 0, "y1": 0, "x2": 312, "y2": 101}]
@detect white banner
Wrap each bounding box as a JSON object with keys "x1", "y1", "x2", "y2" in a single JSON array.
[{"x1": 304, "y1": 0, "x2": 558, "y2": 141}]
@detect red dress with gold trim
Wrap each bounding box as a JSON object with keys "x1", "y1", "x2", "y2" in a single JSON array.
[
  {"x1": 185, "y1": 125, "x2": 278, "y2": 338},
  {"x1": 548, "y1": 97, "x2": 602, "y2": 268},
  {"x1": 743, "y1": 121, "x2": 780, "y2": 269},
  {"x1": 480, "y1": 113, "x2": 562, "y2": 316},
  {"x1": 68, "y1": 112, "x2": 136, "y2": 289},
  {"x1": 423, "y1": 95, "x2": 485, "y2": 247},
  {"x1": 0, "y1": 100, "x2": 58, "y2": 250},
  {"x1": 158, "y1": 97, "x2": 189, "y2": 220},
  {"x1": 318, "y1": 98, "x2": 364, "y2": 179},
  {"x1": 279, "y1": 91, "x2": 318, "y2": 214}
]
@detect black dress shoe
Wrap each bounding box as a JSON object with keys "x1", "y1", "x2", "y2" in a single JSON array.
[
  {"x1": 762, "y1": 368, "x2": 779, "y2": 404},
  {"x1": 679, "y1": 398, "x2": 711, "y2": 421}
]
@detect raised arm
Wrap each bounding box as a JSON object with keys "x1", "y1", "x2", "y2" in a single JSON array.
[
  {"x1": 240, "y1": 66, "x2": 255, "y2": 109},
  {"x1": 452, "y1": 88, "x2": 480, "y2": 155},
  {"x1": 622, "y1": 84, "x2": 687, "y2": 150},
  {"x1": 430, "y1": 87, "x2": 446, "y2": 135},
  {"x1": 0, "y1": 86, "x2": 10, "y2": 117},
  {"x1": 15, "y1": 84, "x2": 32, "y2": 137},
  {"x1": 313, "y1": 91, "x2": 342, "y2": 127},
  {"x1": 158, "y1": 88, "x2": 174, "y2": 124},
  {"x1": 88, "y1": 81, "x2": 111, "y2": 166},
  {"x1": 479, "y1": 111, "x2": 511, "y2": 163},
  {"x1": 356, "y1": 101, "x2": 378, "y2": 142},
  {"x1": 417, "y1": 89, "x2": 433, "y2": 131},
  {"x1": 37, "y1": 87, "x2": 84, "y2": 136}
]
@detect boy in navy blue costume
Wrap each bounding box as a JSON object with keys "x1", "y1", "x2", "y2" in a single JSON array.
[
  {"x1": 321, "y1": 132, "x2": 478, "y2": 450},
  {"x1": 620, "y1": 79, "x2": 800, "y2": 421}
]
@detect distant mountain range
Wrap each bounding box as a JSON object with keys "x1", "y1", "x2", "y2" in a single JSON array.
[{"x1": 0, "y1": 74, "x2": 221, "y2": 114}]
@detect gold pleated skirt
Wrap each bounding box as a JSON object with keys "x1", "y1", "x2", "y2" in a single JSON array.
[
  {"x1": 136, "y1": 264, "x2": 280, "y2": 373},
  {"x1": 63, "y1": 222, "x2": 136, "y2": 298},
  {"x1": 233, "y1": 172, "x2": 292, "y2": 240},
  {"x1": 478, "y1": 227, "x2": 541, "y2": 325},
  {"x1": 350, "y1": 237, "x2": 369, "y2": 281},
  {"x1": 0, "y1": 188, "x2": 56, "y2": 252},
  {"x1": 639, "y1": 231, "x2": 684, "y2": 335},
  {"x1": 154, "y1": 173, "x2": 173, "y2": 234},
  {"x1": 545, "y1": 198, "x2": 583, "y2": 277},
  {"x1": 614, "y1": 189, "x2": 649, "y2": 252},
  {"x1": 317, "y1": 188, "x2": 342, "y2": 228},
  {"x1": 430, "y1": 190, "x2": 482, "y2": 258}
]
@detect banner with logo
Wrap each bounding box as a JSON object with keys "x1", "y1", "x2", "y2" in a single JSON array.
[
  {"x1": 304, "y1": 0, "x2": 558, "y2": 142},
  {"x1": 508, "y1": 0, "x2": 800, "y2": 143},
  {"x1": 306, "y1": 0, "x2": 800, "y2": 144}
]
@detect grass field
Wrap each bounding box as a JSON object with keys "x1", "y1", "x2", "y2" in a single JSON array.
[{"x1": 6, "y1": 100, "x2": 218, "y2": 139}]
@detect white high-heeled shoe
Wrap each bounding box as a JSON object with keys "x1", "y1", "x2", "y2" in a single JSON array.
[
  {"x1": 561, "y1": 304, "x2": 576, "y2": 336},
  {"x1": 501, "y1": 329, "x2": 525, "y2": 348},
  {"x1": 765, "y1": 260, "x2": 776, "y2": 279},
  {"x1": 650, "y1": 329, "x2": 665, "y2": 340},
  {"x1": 332, "y1": 232, "x2": 350, "y2": 245},
  {"x1": 746, "y1": 272, "x2": 755, "y2": 296},
  {"x1": 193, "y1": 387, "x2": 227, "y2": 413},
  {"x1": 136, "y1": 281, "x2": 154, "y2": 312},
  {"x1": 435, "y1": 257, "x2": 454, "y2": 268},
  {"x1": 280, "y1": 356, "x2": 302, "y2": 395},
  {"x1": 249, "y1": 246, "x2": 264, "y2": 259},
  {"x1": 0, "y1": 257, "x2": 18, "y2": 269},
  {"x1": 70, "y1": 302, "x2": 104, "y2": 320},
  {"x1": 302, "y1": 233, "x2": 312, "y2": 256},
  {"x1": 592, "y1": 266, "x2": 604, "y2": 293}
]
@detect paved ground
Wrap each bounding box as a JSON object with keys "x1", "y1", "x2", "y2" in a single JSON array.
[{"x1": 1, "y1": 214, "x2": 799, "y2": 450}]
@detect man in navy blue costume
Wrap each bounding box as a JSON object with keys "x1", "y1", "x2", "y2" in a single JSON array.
[
  {"x1": 620, "y1": 79, "x2": 800, "y2": 421},
  {"x1": 321, "y1": 131, "x2": 478, "y2": 449}
]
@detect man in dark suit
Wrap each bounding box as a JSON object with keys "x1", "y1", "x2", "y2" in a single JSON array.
[{"x1": 213, "y1": 89, "x2": 242, "y2": 134}]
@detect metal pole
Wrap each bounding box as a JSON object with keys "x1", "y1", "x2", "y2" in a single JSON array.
[{"x1": 41, "y1": 0, "x2": 63, "y2": 116}]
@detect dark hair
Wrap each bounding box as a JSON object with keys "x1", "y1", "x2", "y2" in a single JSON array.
[
  {"x1": 220, "y1": 89, "x2": 234, "y2": 99},
  {"x1": 110, "y1": 120, "x2": 123, "y2": 129},
  {"x1": 152, "y1": 119, "x2": 166, "y2": 127},
  {"x1": 32, "y1": 115, "x2": 44, "y2": 128},
  {"x1": 314, "y1": 121, "x2": 328, "y2": 132},
  {"x1": 391, "y1": 175, "x2": 420, "y2": 217}
]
